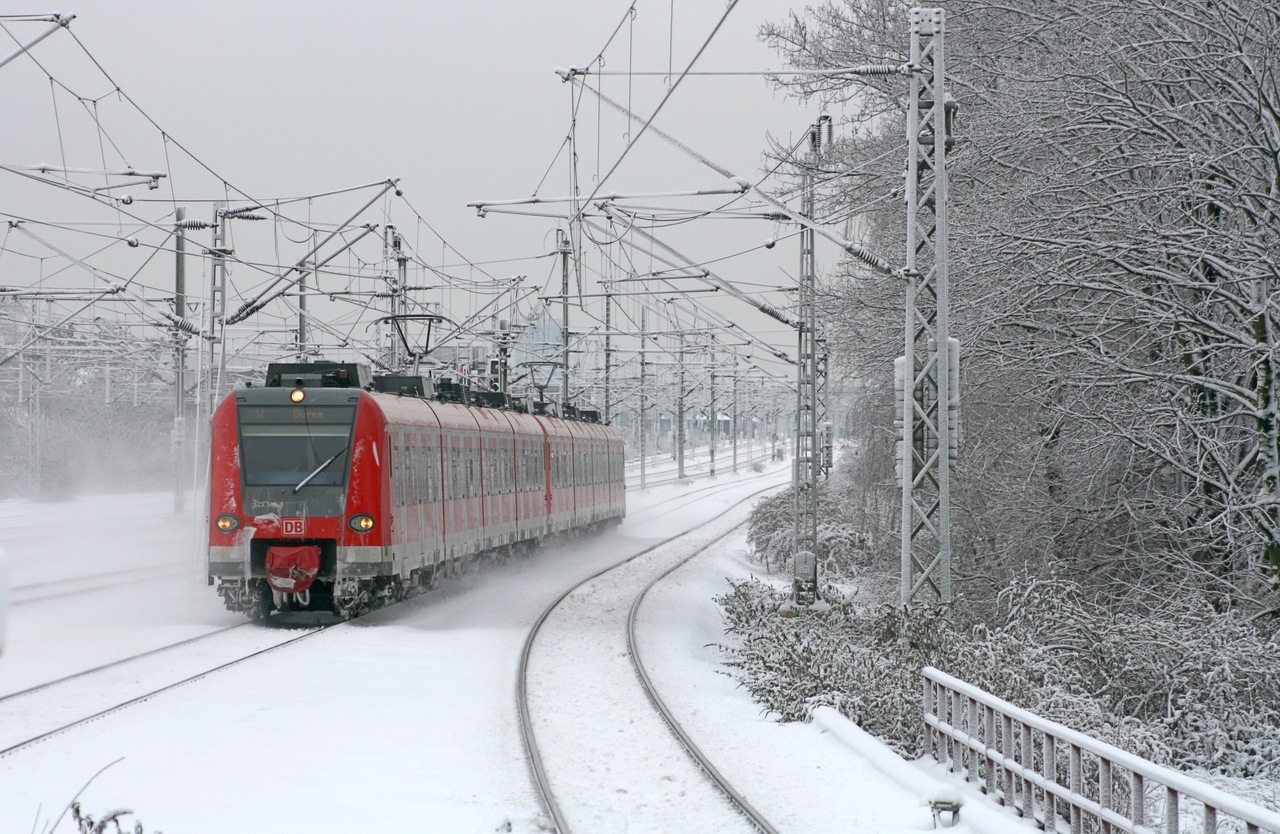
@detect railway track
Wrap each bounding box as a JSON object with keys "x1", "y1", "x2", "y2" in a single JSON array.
[
  {"x1": 518, "y1": 472, "x2": 788, "y2": 833},
  {"x1": 625, "y1": 448, "x2": 775, "y2": 490},
  {"x1": 625, "y1": 517, "x2": 781, "y2": 834},
  {"x1": 0, "y1": 621, "x2": 336, "y2": 759},
  {"x1": 0, "y1": 622, "x2": 249, "y2": 705},
  {"x1": 9, "y1": 561, "x2": 189, "y2": 605},
  {"x1": 2, "y1": 472, "x2": 789, "y2": 830}
]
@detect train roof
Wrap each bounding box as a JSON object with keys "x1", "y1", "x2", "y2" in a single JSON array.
[{"x1": 350, "y1": 389, "x2": 621, "y2": 443}]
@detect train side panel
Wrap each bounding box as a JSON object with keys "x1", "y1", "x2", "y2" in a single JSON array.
[
  {"x1": 535, "y1": 415, "x2": 574, "y2": 534},
  {"x1": 373, "y1": 393, "x2": 445, "y2": 580},
  {"x1": 501, "y1": 411, "x2": 549, "y2": 542}
]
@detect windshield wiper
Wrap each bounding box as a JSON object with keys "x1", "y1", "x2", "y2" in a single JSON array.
[{"x1": 293, "y1": 449, "x2": 346, "y2": 493}]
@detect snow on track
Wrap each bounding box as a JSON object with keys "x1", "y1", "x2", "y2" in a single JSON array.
[
  {"x1": 0, "y1": 468, "x2": 793, "y2": 833},
  {"x1": 525, "y1": 474, "x2": 789, "y2": 833},
  {"x1": 635, "y1": 530, "x2": 929, "y2": 834},
  {"x1": 0, "y1": 622, "x2": 319, "y2": 756},
  {"x1": 0, "y1": 492, "x2": 240, "y2": 697}
]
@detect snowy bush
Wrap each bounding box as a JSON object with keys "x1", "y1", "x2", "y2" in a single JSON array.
[
  {"x1": 67, "y1": 802, "x2": 159, "y2": 833},
  {"x1": 716, "y1": 574, "x2": 1280, "y2": 781},
  {"x1": 745, "y1": 474, "x2": 872, "y2": 580}
]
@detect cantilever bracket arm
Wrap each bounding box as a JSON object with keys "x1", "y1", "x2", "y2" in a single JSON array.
[{"x1": 369, "y1": 313, "x2": 448, "y2": 360}]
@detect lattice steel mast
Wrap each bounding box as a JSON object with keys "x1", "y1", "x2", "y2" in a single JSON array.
[
  {"x1": 781, "y1": 120, "x2": 828, "y2": 615},
  {"x1": 899, "y1": 8, "x2": 957, "y2": 606}
]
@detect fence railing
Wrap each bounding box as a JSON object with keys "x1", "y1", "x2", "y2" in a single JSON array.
[{"x1": 922, "y1": 667, "x2": 1280, "y2": 834}]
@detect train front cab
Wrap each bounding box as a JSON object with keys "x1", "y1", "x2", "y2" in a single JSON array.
[{"x1": 207, "y1": 387, "x2": 388, "y2": 615}]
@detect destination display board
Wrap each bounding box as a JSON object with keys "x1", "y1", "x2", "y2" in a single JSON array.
[{"x1": 238, "y1": 405, "x2": 356, "y2": 425}]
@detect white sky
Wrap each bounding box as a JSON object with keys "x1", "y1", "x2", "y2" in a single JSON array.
[{"x1": 0, "y1": 1, "x2": 865, "y2": 400}]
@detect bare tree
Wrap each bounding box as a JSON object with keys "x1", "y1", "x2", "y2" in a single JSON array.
[{"x1": 763, "y1": 0, "x2": 1280, "y2": 612}]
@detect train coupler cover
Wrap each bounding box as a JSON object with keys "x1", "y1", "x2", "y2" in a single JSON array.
[{"x1": 265, "y1": 545, "x2": 321, "y2": 593}]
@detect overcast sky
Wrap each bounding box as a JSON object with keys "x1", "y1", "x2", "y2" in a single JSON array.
[{"x1": 1, "y1": 1, "x2": 863, "y2": 395}]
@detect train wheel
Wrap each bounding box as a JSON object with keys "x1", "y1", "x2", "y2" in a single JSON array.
[{"x1": 249, "y1": 581, "x2": 273, "y2": 620}]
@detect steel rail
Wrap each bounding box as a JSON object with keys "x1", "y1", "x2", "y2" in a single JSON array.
[
  {"x1": 627, "y1": 519, "x2": 781, "y2": 834},
  {"x1": 625, "y1": 449, "x2": 774, "y2": 490},
  {"x1": 0, "y1": 624, "x2": 337, "y2": 759},
  {"x1": 10, "y1": 562, "x2": 188, "y2": 605},
  {"x1": 625, "y1": 465, "x2": 780, "y2": 520},
  {"x1": 517, "y1": 472, "x2": 787, "y2": 833},
  {"x1": 0, "y1": 623, "x2": 250, "y2": 704}
]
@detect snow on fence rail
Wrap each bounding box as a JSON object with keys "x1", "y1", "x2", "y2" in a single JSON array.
[{"x1": 922, "y1": 667, "x2": 1280, "y2": 834}]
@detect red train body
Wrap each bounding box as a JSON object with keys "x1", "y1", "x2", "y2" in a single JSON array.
[{"x1": 207, "y1": 364, "x2": 625, "y2": 619}]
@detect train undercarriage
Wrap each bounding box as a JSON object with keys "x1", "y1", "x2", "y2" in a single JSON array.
[{"x1": 214, "y1": 521, "x2": 619, "y2": 621}]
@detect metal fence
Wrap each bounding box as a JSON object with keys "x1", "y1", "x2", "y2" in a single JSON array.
[{"x1": 922, "y1": 667, "x2": 1280, "y2": 834}]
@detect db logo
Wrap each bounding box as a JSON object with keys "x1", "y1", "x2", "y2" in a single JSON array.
[{"x1": 282, "y1": 518, "x2": 304, "y2": 537}]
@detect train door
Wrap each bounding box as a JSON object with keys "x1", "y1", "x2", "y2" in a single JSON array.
[
  {"x1": 389, "y1": 428, "x2": 404, "y2": 557},
  {"x1": 425, "y1": 429, "x2": 443, "y2": 564},
  {"x1": 594, "y1": 437, "x2": 603, "y2": 522},
  {"x1": 430, "y1": 429, "x2": 445, "y2": 560},
  {"x1": 447, "y1": 432, "x2": 465, "y2": 557},
  {"x1": 405, "y1": 431, "x2": 421, "y2": 564},
  {"x1": 465, "y1": 432, "x2": 478, "y2": 552}
]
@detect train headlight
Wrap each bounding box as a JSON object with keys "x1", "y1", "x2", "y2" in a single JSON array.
[
  {"x1": 290, "y1": 388, "x2": 305, "y2": 403},
  {"x1": 215, "y1": 513, "x2": 240, "y2": 533},
  {"x1": 348, "y1": 513, "x2": 375, "y2": 533}
]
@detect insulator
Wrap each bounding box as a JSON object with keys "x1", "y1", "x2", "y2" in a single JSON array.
[
  {"x1": 853, "y1": 64, "x2": 901, "y2": 76},
  {"x1": 223, "y1": 205, "x2": 264, "y2": 218},
  {"x1": 165, "y1": 313, "x2": 199, "y2": 335},
  {"x1": 757, "y1": 302, "x2": 795, "y2": 328},
  {"x1": 176, "y1": 219, "x2": 209, "y2": 230}
]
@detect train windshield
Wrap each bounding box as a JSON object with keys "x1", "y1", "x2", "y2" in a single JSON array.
[{"x1": 238, "y1": 404, "x2": 357, "y2": 487}]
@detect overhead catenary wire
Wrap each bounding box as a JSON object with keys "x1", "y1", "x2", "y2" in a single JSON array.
[{"x1": 559, "y1": 70, "x2": 895, "y2": 276}]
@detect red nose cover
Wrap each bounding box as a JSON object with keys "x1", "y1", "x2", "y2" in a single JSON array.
[{"x1": 265, "y1": 545, "x2": 321, "y2": 593}]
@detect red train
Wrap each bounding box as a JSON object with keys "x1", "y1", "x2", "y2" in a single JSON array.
[{"x1": 207, "y1": 362, "x2": 626, "y2": 619}]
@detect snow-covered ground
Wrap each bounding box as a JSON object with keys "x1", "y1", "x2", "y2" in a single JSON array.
[
  {"x1": 624, "y1": 441, "x2": 778, "y2": 486},
  {"x1": 0, "y1": 470, "x2": 999, "y2": 834}
]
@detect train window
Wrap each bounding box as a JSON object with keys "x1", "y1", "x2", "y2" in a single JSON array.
[
  {"x1": 391, "y1": 439, "x2": 401, "y2": 506},
  {"x1": 429, "y1": 440, "x2": 437, "y2": 502},
  {"x1": 407, "y1": 441, "x2": 415, "y2": 506},
  {"x1": 468, "y1": 447, "x2": 476, "y2": 498},
  {"x1": 416, "y1": 441, "x2": 426, "y2": 506},
  {"x1": 238, "y1": 405, "x2": 356, "y2": 488},
  {"x1": 408, "y1": 440, "x2": 418, "y2": 506},
  {"x1": 416, "y1": 442, "x2": 426, "y2": 505},
  {"x1": 447, "y1": 446, "x2": 457, "y2": 501},
  {"x1": 429, "y1": 440, "x2": 438, "y2": 502}
]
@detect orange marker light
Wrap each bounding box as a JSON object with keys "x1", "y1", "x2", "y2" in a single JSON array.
[{"x1": 290, "y1": 388, "x2": 305, "y2": 403}]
